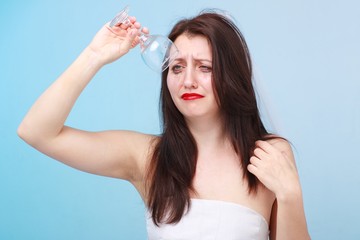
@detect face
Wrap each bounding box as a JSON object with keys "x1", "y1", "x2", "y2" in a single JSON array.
[{"x1": 167, "y1": 34, "x2": 219, "y2": 121}]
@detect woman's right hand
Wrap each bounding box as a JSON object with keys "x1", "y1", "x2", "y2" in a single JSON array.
[{"x1": 87, "y1": 16, "x2": 147, "y2": 66}]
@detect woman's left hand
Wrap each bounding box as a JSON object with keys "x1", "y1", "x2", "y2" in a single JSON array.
[{"x1": 247, "y1": 140, "x2": 302, "y2": 200}]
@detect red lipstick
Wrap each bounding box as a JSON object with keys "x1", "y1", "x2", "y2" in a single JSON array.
[{"x1": 181, "y1": 93, "x2": 204, "y2": 100}]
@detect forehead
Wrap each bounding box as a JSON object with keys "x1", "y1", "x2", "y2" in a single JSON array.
[{"x1": 173, "y1": 34, "x2": 212, "y2": 59}]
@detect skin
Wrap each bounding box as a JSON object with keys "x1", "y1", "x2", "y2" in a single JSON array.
[
  {"x1": 167, "y1": 34, "x2": 218, "y2": 122},
  {"x1": 18, "y1": 16, "x2": 310, "y2": 240}
]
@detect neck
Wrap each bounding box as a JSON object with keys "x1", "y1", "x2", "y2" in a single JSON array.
[{"x1": 185, "y1": 115, "x2": 229, "y2": 151}]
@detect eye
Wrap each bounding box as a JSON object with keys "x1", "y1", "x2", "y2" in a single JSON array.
[
  {"x1": 199, "y1": 65, "x2": 212, "y2": 73},
  {"x1": 171, "y1": 64, "x2": 184, "y2": 74}
]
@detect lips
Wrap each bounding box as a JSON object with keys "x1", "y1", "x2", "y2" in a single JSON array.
[{"x1": 181, "y1": 93, "x2": 204, "y2": 100}]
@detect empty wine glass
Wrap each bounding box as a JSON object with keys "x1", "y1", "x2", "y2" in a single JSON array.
[{"x1": 110, "y1": 6, "x2": 179, "y2": 73}]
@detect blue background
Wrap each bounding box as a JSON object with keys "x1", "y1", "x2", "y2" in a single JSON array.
[{"x1": 1, "y1": 0, "x2": 359, "y2": 239}]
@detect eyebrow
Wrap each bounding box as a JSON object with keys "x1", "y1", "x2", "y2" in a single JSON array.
[{"x1": 173, "y1": 57, "x2": 212, "y2": 63}]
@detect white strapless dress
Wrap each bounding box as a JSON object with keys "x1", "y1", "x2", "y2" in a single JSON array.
[{"x1": 146, "y1": 198, "x2": 269, "y2": 240}]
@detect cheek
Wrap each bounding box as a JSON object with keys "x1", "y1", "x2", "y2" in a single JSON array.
[
  {"x1": 198, "y1": 73, "x2": 213, "y2": 91},
  {"x1": 166, "y1": 75, "x2": 180, "y2": 95}
]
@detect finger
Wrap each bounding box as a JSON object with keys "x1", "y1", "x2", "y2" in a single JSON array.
[
  {"x1": 128, "y1": 16, "x2": 137, "y2": 24},
  {"x1": 108, "y1": 24, "x2": 129, "y2": 37},
  {"x1": 249, "y1": 156, "x2": 262, "y2": 167},
  {"x1": 106, "y1": 23, "x2": 124, "y2": 36},
  {"x1": 117, "y1": 17, "x2": 137, "y2": 30},
  {"x1": 132, "y1": 21, "x2": 141, "y2": 29},
  {"x1": 142, "y1": 27, "x2": 149, "y2": 35},
  {"x1": 256, "y1": 140, "x2": 277, "y2": 154},
  {"x1": 253, "y1": 147, "x2": 268, "y2": 160},
  {"x1": 123, "y1": 29, "x2": 139, "y2": 50},
  {"x1": 110, "y1": 21, "x2": 129, "y2": 30},
  {"x1": 127, "y1": 17, "x2": 142, "y2": 31},
  {"x1": 247, "y1": 163, "x2": 258, "y2": 176}
]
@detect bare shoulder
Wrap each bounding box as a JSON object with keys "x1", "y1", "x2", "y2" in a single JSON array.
[
  {"x1": 124, "y1": 130, "x2": 159, "y2": 166},
  {"x1": 108, "y1": 130, "x2": 159, "y2": 176},
  {"x1": 116, "y1": 131, "x2": 158, "y2": 197}
]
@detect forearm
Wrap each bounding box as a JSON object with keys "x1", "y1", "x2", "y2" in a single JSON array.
[
  {"x1": 272, "y1": 190, "x2": 311, "y2": 240},
  {"x1": 18, "y1": 47, "x2": 103, "y2": 145}
]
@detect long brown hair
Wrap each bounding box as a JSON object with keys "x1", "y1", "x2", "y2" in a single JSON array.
[{"x1": 147, "y1": 11, "x2": 273, "y2": 225}]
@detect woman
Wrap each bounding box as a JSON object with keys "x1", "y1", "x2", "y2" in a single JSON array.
[{"x1": 18, "y1": 9, "x2": 310, "y2": 240}]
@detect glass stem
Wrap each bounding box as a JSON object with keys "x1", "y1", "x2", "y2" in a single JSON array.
[
  {"x1": 139, "y1": 34, "x2": 148, "y2": 44},
  {"x1": 139, "y1": 33, "x2": 150, "y2": 52}
]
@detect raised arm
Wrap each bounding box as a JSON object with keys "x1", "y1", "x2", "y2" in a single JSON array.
[
  {"x1": 248, "y1": 139, "x2": 311, "y2": 240},
  {"x1": 17, "y1": 18, "x2": 152, "y2": 187}
]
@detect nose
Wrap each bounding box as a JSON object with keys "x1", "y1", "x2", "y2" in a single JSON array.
[{"x1": 183, "y1": 67, "x2": 198, "y2": 89}]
